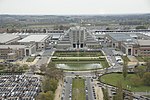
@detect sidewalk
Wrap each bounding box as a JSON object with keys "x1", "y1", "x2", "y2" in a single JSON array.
[
  {"x1": 54, "y1": 80, "x2": 63, "y2": 100},
  {"x1": 127, "y1": 56, "x2": 138, "y2": 62},
  {"x1": 94, "y1": 80, "x2": 104, "y2": 100}
]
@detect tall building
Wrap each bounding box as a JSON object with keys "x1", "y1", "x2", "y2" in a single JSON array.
[
  {"x1": 69, "y1": 26, "x2": 86, "y2": 48},
  {"x1": 56, "y1": 26, "x2": 100, "y2": 49}
]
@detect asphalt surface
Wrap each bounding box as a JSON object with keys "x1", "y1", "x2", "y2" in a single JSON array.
[
  {"x1": 85, "y1": 77, "x2": 95, "y2": 100},
  {"x1": 62, "y1": 77, "x2": 72, "y2": 100}
]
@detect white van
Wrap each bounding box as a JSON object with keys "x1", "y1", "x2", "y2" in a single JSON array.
[{"x1": 115, "y1": 56, "x2": 123, "y2": 64}]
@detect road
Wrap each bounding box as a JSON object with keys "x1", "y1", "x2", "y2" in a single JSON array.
[
  {"x1": 62, "y1": 77, "x2": 72, "y2": 100},
  {"x1": 35, "y1": 49, "x2": 55, "y2": 68},
  {"x1": 85, "y1": 77, "x2": 95, "y2": 100}
]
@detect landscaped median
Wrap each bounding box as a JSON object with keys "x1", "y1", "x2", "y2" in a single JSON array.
[{"x1": 72, "y1": 77, "x2": 86, "y2": 100}]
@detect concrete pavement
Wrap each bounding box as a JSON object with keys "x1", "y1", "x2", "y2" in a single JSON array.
[{"x1": 54, "y1": 80, "x2": 63, "y2": 100}]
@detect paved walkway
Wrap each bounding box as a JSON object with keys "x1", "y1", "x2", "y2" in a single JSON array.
[
  {"x1": 127, "y1": 56, "x2": 138, "y2": 62},
  {"x1": 94, "y1": 80, "x2": 104, "y2": 100},
  {"x1": 54, "y1": 80, "x2": 63, "y2": 100}
]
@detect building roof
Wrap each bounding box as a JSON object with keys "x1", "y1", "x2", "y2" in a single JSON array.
[
  {"x1": 108, "y1": 33, "x2": 134, "y2": 42},
  {"x1": 0, "y1": 45, "x2": 26, "y2": 49},
  {"x1": 138, "y1": 40, "x2": 150, "y2": 46},
  {"x1": 18, "y1": 35, "x2": 49, "y2": 43},
  {"x1": 0, "y1": 34, "x2": 20, "y2": 43}
]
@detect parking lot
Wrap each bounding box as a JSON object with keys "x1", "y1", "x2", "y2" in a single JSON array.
[{"x1": 0, "y1": 73, "x2": 41, "y2": 100}]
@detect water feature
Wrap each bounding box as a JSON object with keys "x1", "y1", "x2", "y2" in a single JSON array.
[{"x1": 56, "y1": 63, "x2": 102, "y2": 70}]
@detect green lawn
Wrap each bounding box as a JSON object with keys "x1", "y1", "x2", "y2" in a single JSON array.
[
  {"x1": 100, "y1": 59, "x2": 109, "y2": 68},
  {"x1": 52, "y1": 57, "x2": 100, "y2": 61},
  {"x1": 72, "y1": 78, "x2": 86, "y2": 100},
  {"x1": 26, "y1": 57, "x2": 35, "y2": 62},
  {"x1": 53, "y1": 51, "x2": 103, "y2": 57},
  {"x1": 100, "y1": 73, "x2": 150, "y2": 92},
  {"x1": 136, "y1": 56, "x2": 150, "y2": 62},
  {"x1": 0, "y1": 65, "x2": 5, "y2": 70}
]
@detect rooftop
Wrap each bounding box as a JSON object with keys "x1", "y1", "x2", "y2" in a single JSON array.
[
  {"x1": 138, "y1": 40, "x2": 150, "y2": 46},
  {"x1": 18, "y1": 35, "x2": 49, "y2": 42},
  {"x1": 108, "y1": 33, "x2": 134, "y2": 42},
  {"x1": 0, "y1": 45, "x2": 26, "y2": 49},
  {"x1": 0, "y1": 34, "x2": 20, "y2": 43}
]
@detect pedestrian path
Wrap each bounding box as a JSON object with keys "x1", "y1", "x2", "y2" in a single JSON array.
[
  {"x1": 94, "y1": 80, "x2": 104, "y2": 100},
  {"x1": 54, "y1": 80, "x2": 63, "y2": 100},
  {"x1": 127, "y1": 56, "x2": 138, "y2": 62}
]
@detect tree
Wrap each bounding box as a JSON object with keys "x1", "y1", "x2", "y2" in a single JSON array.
[
  {"x1": 123, "y1": 61, "x2": 128, "y2": 80},
  {"x1": 115, "y1": 81, "x2": 123, "y2": 100},
  {"x1": 43, "y1": 29, "x2": 46, "y2": 33},
  {"x1": 134, "y1": 66, "x2": 145, "y2": 78},
  {"x1": 146, "y1": 61, "x2": 150, "y2": 72},
  {"x1": 136, "y1": 26, "x2": 147, "y2": 29},
  {"x1": 142, "y1": 72, "x2": 150, "y2": 86},
  {"x1": 36, "y1": 91, "x2": 54, "y2": 100},
  {"x1": 49, "y1": 79, "x2": 58, "y2": 93},
  {"x1": 22, "y1": 64, "x2": 29, "y2": 70},
  {"x1": 30, "y1": 65, "x2": 37, "y2": 73},
  {"x1": 39, "y1": 64, "x2": 47, "y2": 73},
  {"x1": 106, "y1": 27, "x2": 110, "y2": 30},
  {"x1": 42, "y1": 77, "x2": 51, "y2": 92}
]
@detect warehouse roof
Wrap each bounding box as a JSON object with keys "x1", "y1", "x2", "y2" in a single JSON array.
[
  {"x1": 0, "y1": 45, "x2": 26, "y2": 49},
  {"x1": 108, "y1": 33, "x2": 134, "y2": 42},
  {"x1": 138, "y1": 40, "x2": 150, "y2": 46},
  {"x1": 0, "y1": 34, "x2": 20, "y2": 43},
  {"x1": 18, "y1": 35, "x2": 49, "y2": 42}
]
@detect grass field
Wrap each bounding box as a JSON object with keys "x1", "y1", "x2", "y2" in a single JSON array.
[
  {"x1": 100, "y1": 73, "x2": 150, "y2": 92},
  {"x1": 72, "y1": 78, "x2": 86, "y2": 100},
  {"x1": 26, "y1": 57, "x2": 35, "y2": 62},
  {"x1": 100, "y1": 59, "x2": 109, "y2": 68},
  {"x1": 53, "y1": 51, "x2": 103, "y2": 57}
]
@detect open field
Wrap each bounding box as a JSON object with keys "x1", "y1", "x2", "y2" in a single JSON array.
[
  {"x1": 100, "y1": 73, "x2": 150, "y2": 92},
  {"x1": 72, "y1": 78, "x2": 86, "y2": 100}
]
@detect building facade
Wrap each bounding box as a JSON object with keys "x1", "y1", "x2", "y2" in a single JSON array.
[
  {"x1": 0, "y1": 44, "x2": 36, "y2": 61},
  {"x1": 56, "y1": 26, "x2": 100, "y2": 49}
]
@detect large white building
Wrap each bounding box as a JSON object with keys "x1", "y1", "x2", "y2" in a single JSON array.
[
  {"x1": 18, "y1": 35, "x2": 51, "y2": 51},
  {"x1": 0, "y1": 34, "x2": 20, "y2": 44},
  {"x1": 56, "y1": 26, "x2": 100, "y2": 49}
]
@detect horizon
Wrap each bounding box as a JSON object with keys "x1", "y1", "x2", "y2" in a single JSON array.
[{"x1": 0, "y1": 12, "x2": 150, "y2": 16}]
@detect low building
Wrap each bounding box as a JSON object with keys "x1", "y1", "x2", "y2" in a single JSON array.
[
  {"x1": 0, "y1": 34, "x2": 20, "y2": 44},
  {"x1": 18, "y1": 35, "x2": 51, "y2": 51},
  {"x1": 0, "y1": 44, "x2": 36, "y2": 61},
  {"x1": 135, "y1": 40, "x2": 150, "y2": 56}
]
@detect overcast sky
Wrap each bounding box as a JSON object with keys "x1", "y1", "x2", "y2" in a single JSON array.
[{"x1": 0, "y1": 0, "x2": 150, "y2": 15}]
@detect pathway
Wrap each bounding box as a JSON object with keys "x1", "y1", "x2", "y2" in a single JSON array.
[
  {"x1": 54, "y1": 80, "x2": 63, "y2": 100},
  {"x1": 94, "y1": 80, "x2": 104, "y2": 100}
]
